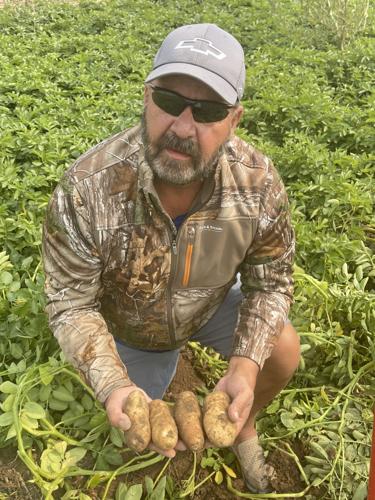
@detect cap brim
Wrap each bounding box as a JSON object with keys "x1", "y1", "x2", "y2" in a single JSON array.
[{"x1": 145, "y1": 63, "x2": 238, "y2": 105}]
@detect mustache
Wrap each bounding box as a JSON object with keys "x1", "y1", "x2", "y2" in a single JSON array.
[{"x1": 156, "y1": 132, "x2": 200, "y2": 159}]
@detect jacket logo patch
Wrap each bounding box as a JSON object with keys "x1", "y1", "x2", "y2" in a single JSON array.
[{"x1": 198, "y1": 224, "x2": 223, "y2": 232}]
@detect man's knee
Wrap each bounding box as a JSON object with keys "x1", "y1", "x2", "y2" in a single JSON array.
[{"x1": 262, "y1": 322, "x2": 300, "y2": 382}]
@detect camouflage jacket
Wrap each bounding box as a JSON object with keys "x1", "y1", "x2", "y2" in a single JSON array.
[{"x1": 43, "y1": 125, "x2": 295, "y2": 403}]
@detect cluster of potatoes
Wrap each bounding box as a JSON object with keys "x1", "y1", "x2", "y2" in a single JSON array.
[{"x1": 124, "y1": 390, "x2": 237, "y2": 453}]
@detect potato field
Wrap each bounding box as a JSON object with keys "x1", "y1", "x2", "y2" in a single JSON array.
[{"x1": 0, "y1": 0, "x2": 374, "y2": 499}]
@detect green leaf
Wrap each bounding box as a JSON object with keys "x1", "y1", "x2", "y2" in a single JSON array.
[
  {"x1": 49, "y1": 398, "x2": 69, "y2": 411},
  {"x1": 344, "y1": 444, "x2": 358, "y2": 461},
  {"x1": 215, "y1": 470, "x2": 223, "y2": 485},
  {"x1": 0, "y1": 412, "x2": 14, "y2": 426},
  {"x1": 200, "y1": 456, "x2": 216, "y2": 468},
  {"x1": 124, "y1": 484, "x2": 142, "y2": 500},
  {"x1": 54, "y1": 441, "x2": 68, "y2": 457},
  {"x1": 89, "y1": 413, "x2": 107, "y2": 428},
  {"x1": 149, "y1": 476, "x2": 166, "y2": 500},
  {"x1": 86, "y1": 472, "x2": 107, "y2": 489},
  {"x1": 115, "y1": 483, "x2": 128, "y2": 500},
  {"x1": 39, "y1": 384, "x2": 52, "y2": 402},
  {"x1": 81, "y1": 393, "x2": 94, "y2": 411},
  {"x1": 310, "y1": 441, "x2": 329, "y2": 460},
  {"x1": 0, "y1": 271, "x2": 13, "y2": 285},
  {"x1": 283, "y1": 390, "x2": 296, "y2": 410},
  {"x1": 102, "y1": 446, "x2": 123, "y2": 466},
  {"x1": 293, "y1": 406, "x2": 304, "y2": 416},
  {"x1": 9, "y1": 281, "x2": 20, "y2": 292},
  {"x1": 53, "y1": 386, "x2": 75, "y2": 402},
  {"x1": 6, "y1": 424, "x2": 16, "y2": 441},
  {"x1": 10, "y1": 344, "x2": 23, "y2": 360},
  {"x1": 110, "y1": 427, "x2": 124, "y2": 448},
  {"x1": 41, "y1": 451, "x2": 62, "y2": 473},
  {"x1": 61, "y1": 490, "x2": 92, "y2": 500},
  {"x1": 0, "y1": 381, "x2": 18, "y2": 394},
  {"x1": 20, "y1": 413, "x2": 39, "y2": 429},
  {"x1": 39, "y1": 365, "x2": 54, "y2": 385},
  {"x1": 65, "y1": 447, "x2": 87, "y2": 466},
  {"x1": 1, "y1": 394, "x2": 15, "y2": 412},
  {"x1": 23, "y1": 401, "x2": 46, "y2": 419},
  {"x1": 222, "y1": 463, "x2": 237, "y2": 478},
  {"x1": 165, "y1": 476, "x2": 175, "y2": 497},
  {"x1": 48, "y1": 357, "x2": 60, "y2": 368},
  {"x1": 352, "y1": 481, "x2": 367, "y2": 500},
  {"x1": 21, "y1": 256, "x2": 33, "y2": 269},
  {"x1": 265, "y1": 399, "x2": 280, "y2": 414},
  {"x1": 280, "y1": 411, "x2": 295, "y2": 429},
  {"x1": 95, "y1": 455, "x2": 110, "y2": 471},
  {"x1": 144, "y1": 476, "x2": 154, "y2": 496}
]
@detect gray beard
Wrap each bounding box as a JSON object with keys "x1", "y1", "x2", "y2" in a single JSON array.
[{"x1": 141, "y1": 112, "x2": 226, "y2": 185}]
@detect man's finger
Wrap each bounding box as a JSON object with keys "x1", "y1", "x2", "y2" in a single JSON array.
[
  {"x1": 118, "y1": 413, "x2": 132, "y2": 431},
  {"x1": 228, "y1": 392, "x2": 253, "y2": 422},
  {"x1": 149, "y1": 443, "x2": 176, "y2": 458},
  {"x1": 175, "y1": 439, "x2": 187, "y2": 451}
]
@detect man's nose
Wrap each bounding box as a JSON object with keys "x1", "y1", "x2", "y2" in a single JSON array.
[{"x1": 169, "y1": 106, "x2": 196, "y2": 139}]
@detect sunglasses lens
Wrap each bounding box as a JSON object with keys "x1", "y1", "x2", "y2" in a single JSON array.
[
  {"x1": 151, "y1": 87, "x2": 230, "y2": 123},
  {"x1": 192, "y1": 103, "x2": 229, "y2": 123},
  {"x1": 151, "y1": 89, "x2": 185, "y2": 117}
]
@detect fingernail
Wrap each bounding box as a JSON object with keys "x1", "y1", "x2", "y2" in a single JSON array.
[{"x1": 119, "y1": 416, "x2": 130, "y2": 430}]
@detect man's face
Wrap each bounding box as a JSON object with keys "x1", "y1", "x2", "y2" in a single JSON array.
[{"x1": 142, "y1": 75, "x2": 243, "y2": 185}]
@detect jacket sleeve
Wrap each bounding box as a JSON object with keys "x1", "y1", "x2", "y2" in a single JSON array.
[
  {"x1": 232, "y1": 162, "x2": 295, "y2": 369},
  {"x1": 42, "y1": 174, "x2": 133, "y2": 403}
]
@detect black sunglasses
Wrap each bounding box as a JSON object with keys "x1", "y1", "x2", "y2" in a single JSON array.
[{"x1": 148, "y1": 84, "x2": 233, "y2": 123}]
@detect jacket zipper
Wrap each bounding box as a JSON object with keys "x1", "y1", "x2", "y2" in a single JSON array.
[
  {"x1": 166, "y1": 222, "x2": 196, "y2": 345},
  {"x1": 167, "y1": 227, "x2": 178, "y2": 345}
]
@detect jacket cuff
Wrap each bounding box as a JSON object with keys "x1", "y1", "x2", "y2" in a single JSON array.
[
  {"x1": 229, "y1": 348, "x2": 264, "y2": 370},
  {"x1": 96, "y1": 378, "x2": 135, "y2": 404}
]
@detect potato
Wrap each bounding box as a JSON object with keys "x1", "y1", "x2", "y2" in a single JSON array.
[
  {"x1": 123, "y1": 390, "x2": 151, "y2": 453},
  {"x1": 174, "y1": 391, "x2": 205, "y2": 452},
  {"x1": 149, "y1": 399, "x2": 178, "y2": 450},
  {"x1": 203, "y1": 391, "x2": 237, "y2": 448}
]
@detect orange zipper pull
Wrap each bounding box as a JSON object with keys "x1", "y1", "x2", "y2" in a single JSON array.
[{"x1": 182, "y1": 226, "x2": 195, "y2": 287}]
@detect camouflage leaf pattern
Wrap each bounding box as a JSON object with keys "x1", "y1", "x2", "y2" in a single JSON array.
[{"x1": 42, "y1": 125, "x2": 294, "y2": 402}]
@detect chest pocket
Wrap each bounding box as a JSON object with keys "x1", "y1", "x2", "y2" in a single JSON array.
[
  {"x1": 176, "y1": 219, "x2": 255, "y2": 289},
  {"x1": 101, "y1": 222, "x2": 170, "y2": 303},
  {"x1": 124, "y1": 224, "x2": 171, "y2": 301}
]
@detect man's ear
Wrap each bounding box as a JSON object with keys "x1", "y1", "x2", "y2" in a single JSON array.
[
  {"x1": 229, "y1": 105, "x2": 243, "y2": 135},
  {"x1": 144, "y1": 84, "x2": 151, "y2": 106}
]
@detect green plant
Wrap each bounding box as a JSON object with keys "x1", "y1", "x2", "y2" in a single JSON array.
[
  {"x1": 299, "y1": 0, "x2": 370, "y2": 49},
  {"x1": 0, "y1": 0, "x2": 373, "y2": 498}
]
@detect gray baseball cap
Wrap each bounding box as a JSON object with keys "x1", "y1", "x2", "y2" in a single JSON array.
[{"x1": 145, "y1": 24, "x2": 245, "y2": 105}]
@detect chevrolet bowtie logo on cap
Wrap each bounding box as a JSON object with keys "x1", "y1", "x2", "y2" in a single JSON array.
[{"x1": 175, "y1": 38, "x2": 226, "y2": 60}]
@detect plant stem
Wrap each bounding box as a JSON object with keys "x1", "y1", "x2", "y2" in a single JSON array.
[
  {"x1": 101, "y1": 454, "x2": 164, "y2": 499},
  {"x1": 226, "y1": 476, "x2": 311, "y2": 498}
]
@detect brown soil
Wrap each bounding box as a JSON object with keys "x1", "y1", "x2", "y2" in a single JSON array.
[
  {"x1": 0, "y1": 448, "x2": 40, "y2": 499},
  {"x1": 269, "y1": 441, "x2": 306, "y2": 495},
  {"x1": 0, "y1": 347, "x2": 305, "y2": 499}
]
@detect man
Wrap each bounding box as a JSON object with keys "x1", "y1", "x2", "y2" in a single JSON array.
[{"x1": 43, "y1": 24, "x2": 300, "y2": 493}]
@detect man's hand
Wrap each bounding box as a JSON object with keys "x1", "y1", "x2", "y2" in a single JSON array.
[
  {"x1": 105, "y1": 385, "x2": 145, "y2": 431},
  {"x1": 105, "y1": 386, "x2": 186, "y2": 458},
  {"x1": 215, "y1": 356, "x2": 259, "y2": 435}
]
